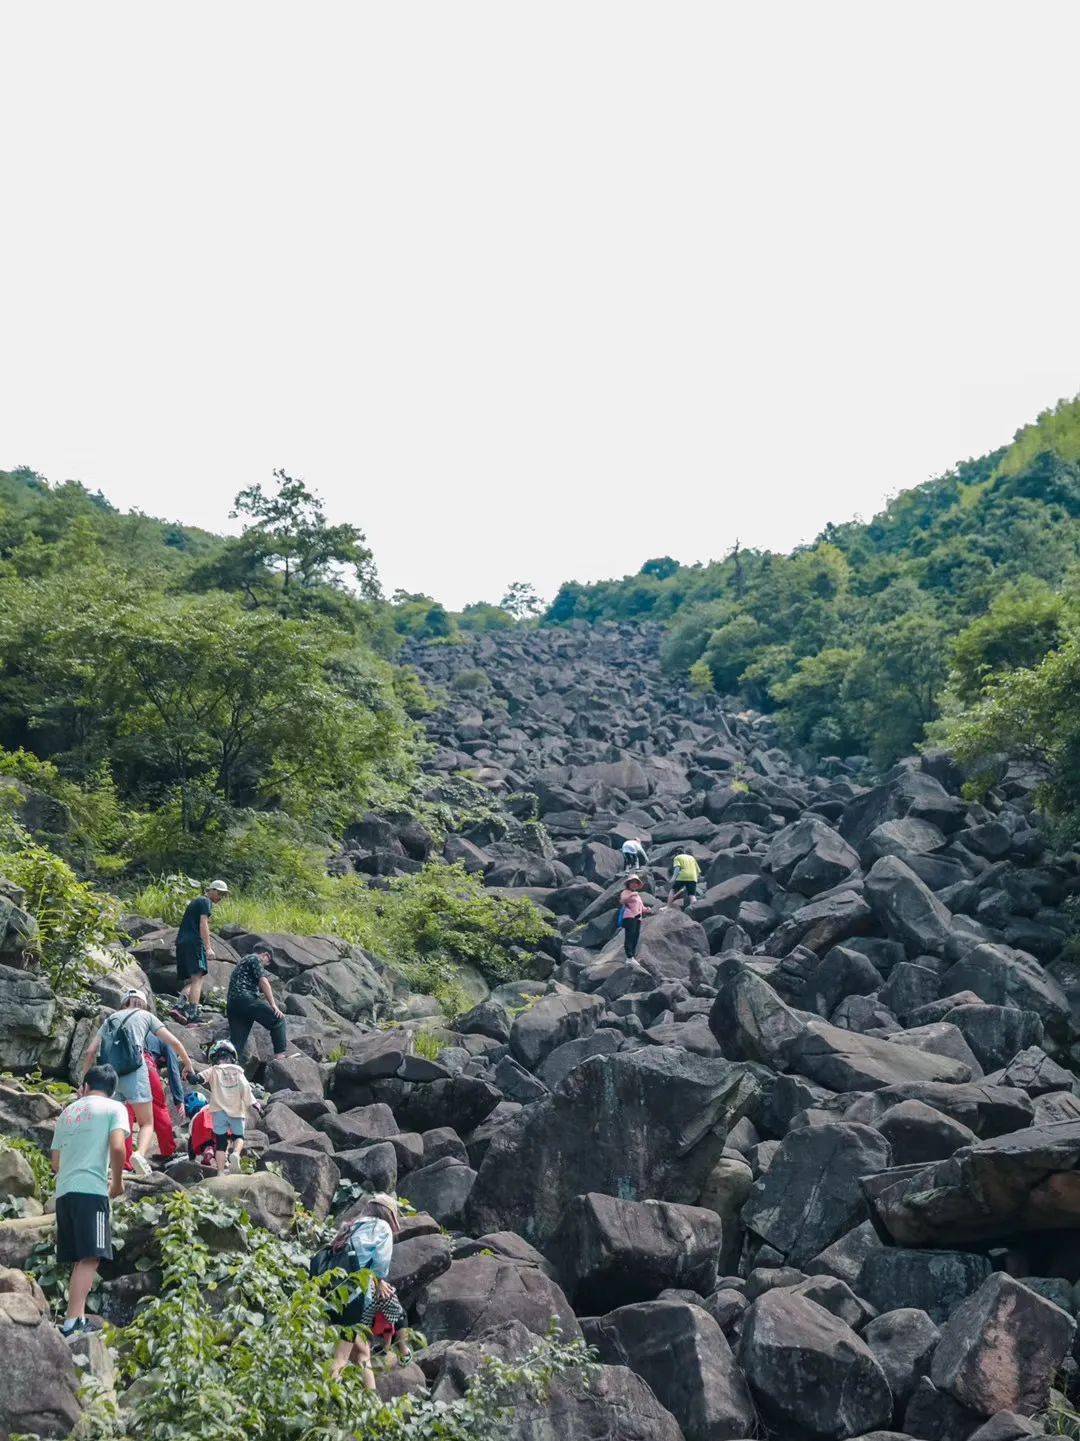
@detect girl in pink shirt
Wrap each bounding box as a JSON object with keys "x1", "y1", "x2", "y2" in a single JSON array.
[{"x1": 619, "y1": 875, "x2": 652, "y2": 960}]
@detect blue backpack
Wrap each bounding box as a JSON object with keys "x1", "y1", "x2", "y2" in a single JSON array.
[{"x1": 615, "y1": 905, "x2": 626, "y2": 929}]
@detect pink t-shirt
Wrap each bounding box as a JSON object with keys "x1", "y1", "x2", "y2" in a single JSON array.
[{"x1": 620, "y1": 890, "x2": 646, "y2": 919}]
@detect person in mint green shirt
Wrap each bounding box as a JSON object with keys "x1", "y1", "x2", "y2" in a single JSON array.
[{"x1": 50, "y1": 1064, "x2": 130, "y2": 1337}]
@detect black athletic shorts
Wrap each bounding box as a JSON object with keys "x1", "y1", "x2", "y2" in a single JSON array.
[
  {"x1": 176, "y1": 941, "x2": 208, "y2": 982},
  {"x1": 673, "y1": 879, "x2": 698, "y2": 898},
  {"x1": 55, "y1": 1192, "x2": 113, "y2": 1263}
]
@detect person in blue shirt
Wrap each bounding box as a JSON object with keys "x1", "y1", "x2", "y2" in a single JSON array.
[{"x1": 326, "y1": 1194, "x2": 410, "y2": 1387}]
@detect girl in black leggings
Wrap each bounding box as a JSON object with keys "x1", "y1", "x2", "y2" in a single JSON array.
[{"x1": 619, "y1": 875, "x2": 652, "y2": 960}]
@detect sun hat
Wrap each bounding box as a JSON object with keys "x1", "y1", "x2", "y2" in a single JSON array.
[{"x1": 209, "y1": 880, "x2": 230, "y2": 894}]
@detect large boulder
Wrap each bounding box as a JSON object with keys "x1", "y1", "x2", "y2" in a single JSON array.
[
  {"x1": 425, "y1": 1318, "x2": 685, "y2": 1441},
  {"x1": 858, "y1": 1249, "x2": 992, "y2": 1323},
  {"x1": 741, "y1": 1121, "x2": 891, "y2": 1267},
  {"x1": 200, "y1": 1172, "x2": 297, "y2": 1234},
  {"x1": 864, "y1": 856, "x2": 954, "y2": 958},
  {"x1": 940, "y1": 944, "x2": 1070, "y2": 1041},
  {"x1": 260, "y1": 1145, "x2": 339, "y2": 1218},
  {"x1": 864, "y1": 1120, "x2": 1080, "y2": 1246},
  {"x1": 931, "y1": 1273, "x2": 1075, "y2": 1417},
  {"x1": 548, "y1": 1192, "x2": 723, "y2": 1311},
  {"x1": 766, "y1": 816, "x2": 860, "y2": 897},
  {"x1": 738, "y1": 1288, "x2": 893, "y2": 1439},
  {"x1": 285, "y1": 953, "x2": 389, "y2": 1022},
  {"x1": 413, "y1": 1255, "x2": 580, "y2": 1344},
  {"x1": 0, "y1": 1279, "x2": 82, "y2": 1438},
  {"x1": 509, "y1": 993, "x2": 603, "y2": 1071},
  {"x1": 584, "y1": 1298, "x2": 756, "y2": 1441},
  {"x1": 864, "y1": 1307, "x2": 940, "y2": 1409},
  {"x1": 467, "y1": 1048, "x2": 759, "y2": 1244}
]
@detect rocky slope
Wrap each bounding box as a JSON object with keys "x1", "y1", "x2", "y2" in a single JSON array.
[{"x1": 4, "y1": 620, "x2": 1080, "y2": 1439}]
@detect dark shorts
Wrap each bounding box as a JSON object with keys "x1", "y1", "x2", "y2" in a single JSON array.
[
  {"x1": 673, "y1": 879, "x2": 698, "y2": 897},
  {"x1": 176, "y1": 941, "x2": 208, "y2": 981},
  {"x1": 56, "y1": 1192, "x2": 112, "y2": 1263}
]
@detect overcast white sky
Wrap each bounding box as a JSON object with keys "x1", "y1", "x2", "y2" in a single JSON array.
[{"x1": 3, "y1": 3, "x2": 1079, "y2": 609}]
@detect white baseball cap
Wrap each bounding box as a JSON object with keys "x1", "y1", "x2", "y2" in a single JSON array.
[{"x1": 209, "y1": 880, "x2": 230, "y2": 894}]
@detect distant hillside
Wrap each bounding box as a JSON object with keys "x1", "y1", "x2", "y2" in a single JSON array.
[{"x1": 545, "y1": 396, "x2": 1080, "y2": 767}]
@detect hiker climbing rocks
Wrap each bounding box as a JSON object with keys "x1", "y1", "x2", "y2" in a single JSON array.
[
  {"x1": 173, "y1": 879, "x2": 229, "y2": 1023},
  {"x1": 82, "y1": 989, "x2": 193, "y2": 1178},
  {"x1": 619, "y1": 874, "x2": 651, "y2": 959},
  {"x1": 621, "y1": 836, "x2": 649, "y2": 873},
  {"x1": 227, "y1": 944, "x2": 288, "y2": 1059},
  {"x1": 50, "y1": 1063, "x2": 129, "y2": 1337},
  {"x1": 321, "y1": 1193, "x2": 411, "y2": 1388},
  {"x1": 189, "y1": 1038, "x2": 259, "y2": 1173},
  {"x1": 669, "y1": 850, "x2": 701, "y2": 908}
]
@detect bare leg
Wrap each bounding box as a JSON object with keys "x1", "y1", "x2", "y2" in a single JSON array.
[
  {"x1": 352, "y1": 1338, "x2": 376, "y2": 1391},
  {"x1": 215, "y1": 1140, "x2": 227, "y2": 1173},
  {"x1": 330, "y1": 1339, "x2": 352, "y2": 1380},
  {"x1": 183, "y1": 974, "x2": 206, "y2": 1008},
  {"x1": 133, "y1": 1102, "x2": 157, "y2": 1158},
  {"x1": 66, "y1": 1258, "x2": 100, "y2": 1321}
]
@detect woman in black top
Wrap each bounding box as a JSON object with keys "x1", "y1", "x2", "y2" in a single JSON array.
[{"x1": 226, "y1": 946, "x2": 288, "y2": 1058}]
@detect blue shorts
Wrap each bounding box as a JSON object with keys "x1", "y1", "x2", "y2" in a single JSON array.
[{"x1": 211, "y1": 1113, "x2": 245, "y2": 1139}]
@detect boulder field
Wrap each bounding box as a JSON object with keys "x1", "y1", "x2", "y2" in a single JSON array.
[{"x1": 3, "y1": 619, "x2": 1080, "y2": 1439}]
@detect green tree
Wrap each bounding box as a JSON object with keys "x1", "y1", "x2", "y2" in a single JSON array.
[
  {"x1": 500, "y1": 580, "x2": 543, "y2": 620},
  {"x1": 949, "y1": 579, "x2": 1065, "y2": 703},
  {"x1": 231, "y1": 470, "x2": 379, "y2": 598}
]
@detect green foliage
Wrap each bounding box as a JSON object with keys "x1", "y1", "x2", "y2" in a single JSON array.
[
  {"x1": 547, "y1": 399, "x2": 1080, "y2": 765},
  {"x1": 996, "y1": 396, "x2": 1080, "y2": 478},
  {"x1": 457, "y1": 601, "x2": 514, "y2": 633},
  {"x1": 688, "y1": 658, "x2": 714, "y2": 695},
  {"x1": 131, "y1": 860, "x2": 552, "y2": 1007},
  {"x1": 0, "y1": 468, "x2": 421, "y2": 889},
  {"x1": 0, "y1": 819, "x2": 118, "y2": 995},
  {"x1": 451, "y1": 668, "x2": 491, "y2": 693},
  {"x1": 77, "y1": 1187, "x2": 594, "y2": 1441},
  {"x1": 500, "y1": 581, "x2": 543, "y2": 621},
  {"x1": 938, "y1": 633, "x2": 1080, "y2": 836},
  {"x1": 411, "y1": 1029, "x2": 444, "y2": 1062}
]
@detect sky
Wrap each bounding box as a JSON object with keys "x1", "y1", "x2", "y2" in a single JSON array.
[{"x1": 3, "y1": 3, "x2": 1079, "y2": 610}]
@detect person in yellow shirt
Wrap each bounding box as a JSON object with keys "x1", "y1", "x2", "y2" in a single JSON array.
[{"x1": 669, "y1": 851, "x2": 701, "y2": 909}]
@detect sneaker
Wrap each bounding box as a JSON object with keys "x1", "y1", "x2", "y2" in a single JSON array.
[
  {"x1": 170, "y1": 1004, "x2": 191, "y2": 1024},
  {"x1": 59, "y1": 1318, "x2": 88, "y2": 1338},
  {"x1": 130, "y1": 1152, "x2": 152, "y2": 1179},
  {"x1": 227, "y1": 1150, "x2": 242, "y2": 1173}
]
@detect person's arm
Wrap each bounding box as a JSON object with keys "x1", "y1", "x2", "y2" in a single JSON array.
[
  {"x1": 163, "y1": 1043, "x2": 185, "y2": 1103},
  {"x1": 200, "y1": 908, "x2": 215, "y2": 959},
  {"x1": 108, "y1": 1127, "x2": 127, "y2": 1198},
  {"x1": 82, "y1": 1035, "x2": 101, "y2": 1080},
  {"x1": 50, "y1": 1149, "x2": 61, "y2": 1177},
  {"x1": 156, "y1": 1025, "x2": 193, "y2": 1075},
  {"x1": 258, "y1": 975, "x2": 284, "y2": 1018}
]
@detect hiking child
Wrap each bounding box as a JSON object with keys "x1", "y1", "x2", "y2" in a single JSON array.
[
  {"x1": 322, "y1": 1194, "x2": 410, "y2": 1388},
  {"x1": 669, "y1": 850, "x2": 701, "y2": 909},
  {"x1": 81, "y1": 990, "x2": 193, "y2": 1179},
  {"x1": 172, "y1": 880, "x2": 229, "y2": 1024},
  {"x1": 50, "y1": 1063, "x2": 129, "y2": 1337},
  {"x1": 189, "y1": 1039, "x2": 258, "y2": 1173},
  {"x1": 618, "y1": 874, "x2": 651, "y2": 960},
  {"x1": 227, "y1": 945, "x2": 288, "y2": 1059},
  {"x1": 621, "y1": 837, "x2": 649, "y2": 873}
]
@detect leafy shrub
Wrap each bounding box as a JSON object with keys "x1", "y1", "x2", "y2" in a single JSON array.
[
  {"x1": 0, "y1": 818, "x2": 118, "y2": 996},
  {"x1": 451, "y1": 668, "x2": 491, "y2": 693},
  {"x1": 78, "y1": 1187, "x2": 594, "y2": 1441},
  {"x1": 688, "y1": 657, "x2": 714, "y2": 694}
]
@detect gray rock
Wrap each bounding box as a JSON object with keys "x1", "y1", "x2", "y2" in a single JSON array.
[{"x1": 864, "y1": 1307, "x2": 940, "y2": 1407}]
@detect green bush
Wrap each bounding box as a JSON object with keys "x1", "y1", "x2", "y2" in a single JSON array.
[
  {"x1": 0, "y1": 818, "x2": 118, "y2": 996},
  {"x1": 79, "y1": 1187, "x2": 594, "y2": 1441},
  {"x1": 130, "y1": 861, "x2": 553, "y2": 1009},
  {"x1": 451, "y1": 668, "x2": 491, "y2": 693},
  {"x1": 0, "y1": 1134, "x2": 53, "y2": 1200}
]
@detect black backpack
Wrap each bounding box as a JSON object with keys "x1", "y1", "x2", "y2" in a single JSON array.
[
  {"x1": 309, "y1": 1240, "x2": 363, "y2": 1280},
  {"x1": 99, "y1": 1012, "x2": 144, "y2": 1076}
]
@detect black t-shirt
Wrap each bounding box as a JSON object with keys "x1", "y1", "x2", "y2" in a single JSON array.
[
  {"x1": 228, "y1": 954, "x2": 265, "y2": 1006},
  {"x1": 177, "y1": 896, "x2": 211, "y2": 949}
]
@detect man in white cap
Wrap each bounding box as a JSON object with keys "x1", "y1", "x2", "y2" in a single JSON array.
[{"x1": 172, "y1": 880, "x2": 229, "y2": 1024}]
